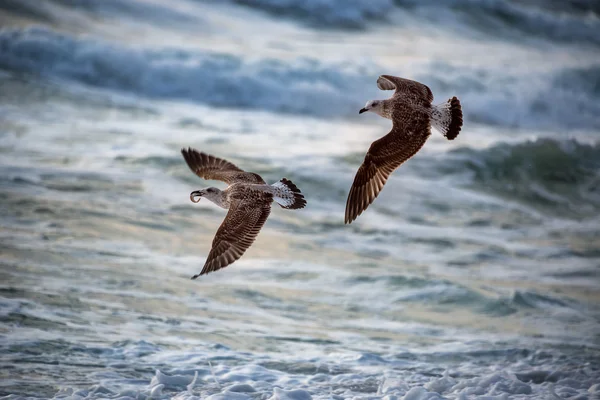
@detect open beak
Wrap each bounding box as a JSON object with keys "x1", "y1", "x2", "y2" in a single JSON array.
[
  {"x1": 359, "y1": 108, "x2": 368, "y2": 114},
  {"x1": 190, "y1": 190, "x2": 203, "y2": 203}
]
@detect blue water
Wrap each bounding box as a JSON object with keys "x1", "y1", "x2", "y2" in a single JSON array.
[{"x1": 1, "y1": 1, "x2": 599, "y2": 399}]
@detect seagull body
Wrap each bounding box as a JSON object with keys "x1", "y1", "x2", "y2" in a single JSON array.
[
  {"x1": 181, "y1": 148, "x2": 306, "y2": 278},
  {"x1": 345, "y1": 75, "x2": 463, "y2": 224}
]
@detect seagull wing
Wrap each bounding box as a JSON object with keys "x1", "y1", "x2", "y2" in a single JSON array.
[
  {"x1": 181, "y1": 147, "x2": 265, "y2": 184},
  {"x1": 192, "y1": 193, "x2": 272, "y2": 278},
  {"x1": 345, "y1": 107, "x2": 431, "y2": 224},
  {"x1": 377, "y1": 75, "x2": 433, "y2": 104}
]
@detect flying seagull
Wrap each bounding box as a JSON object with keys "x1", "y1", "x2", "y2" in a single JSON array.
[
  {"x1": 345, "y1": 75, "x2": 463, "y2": 224},
  {"x1": 181, "y1": 148, "x2": 306, "y2": 278}
]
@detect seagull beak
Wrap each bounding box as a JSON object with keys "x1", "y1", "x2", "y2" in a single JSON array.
[
  {"x1": 359, "y1": 108, "x2": 368, "y2": 114},
  {"x1": 190, "y1": 190, "x2": 203, "y2": 203}
]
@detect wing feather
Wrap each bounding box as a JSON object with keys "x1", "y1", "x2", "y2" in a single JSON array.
[
  {"x1": 345, "y1": 109, "x2": 431, "y2": 224},
  {"x1": 181, "y1": 148, "x2": 265, "y2": 184},
  {"x1": 377, "y1": 75, "x2": 433, "y2": 104},
  {"x1": 192, "y1": 195, "x2": 272, "y2": 278}
]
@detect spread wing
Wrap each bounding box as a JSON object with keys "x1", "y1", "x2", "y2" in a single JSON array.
[
  {"x1": 345, "y1": 107, "x2": 431, "y2": 224},
  {"x1": 377, "y1": 75, "x2": 433, "y2": 104},
  {"x1": 181, "y1": 148, "x2": 265, "y2": 184},
  {"x1": 192, "y1": 195, "x2": 272, "y2": 278}
]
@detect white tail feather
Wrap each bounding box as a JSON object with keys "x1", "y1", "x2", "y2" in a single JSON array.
[
  {"x1": 431, "y1": 96, "x2": 463, "y2": 140},
  {"x1": 271, "y1": 178, "x2": 306, "y2": 210}
]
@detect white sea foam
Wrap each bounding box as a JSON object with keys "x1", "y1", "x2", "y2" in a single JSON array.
[{"x1": 35, "y1": 350, "x2": 600, "y2": 400}]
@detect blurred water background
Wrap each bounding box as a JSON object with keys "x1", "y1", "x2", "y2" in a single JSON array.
[{"x1": 1, "y1": 1, "x2": 599, "y2": 399}]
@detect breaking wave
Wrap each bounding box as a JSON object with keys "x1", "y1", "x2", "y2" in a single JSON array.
[
  {"x1": 1, "y1": 27, "x2": 600, "y2": 130},
  {"x1": 447, "y1": 138, "x2": 600, "y2": 216},
  {"x1": 418, "y1": 62, "x2": 600, "y2": 130},
  {"x1": 0, "y1": 27, "x2": 370, "y2": 117}
]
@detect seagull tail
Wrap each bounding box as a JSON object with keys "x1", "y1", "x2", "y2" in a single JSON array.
[
  {"x1": 431, "y1": 96, "x2": 463, "y2": 140},
  {"x1": 272, "y1": 178, "x2": 307, "y2": 210}
]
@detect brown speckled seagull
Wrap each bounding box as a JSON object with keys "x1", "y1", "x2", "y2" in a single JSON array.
[
  {"x1": 345, "y1": 75, "x2": 463, "y2": 224},
  {"x1": 181, "y1": 148, "x2": 306, "y2": 278}
]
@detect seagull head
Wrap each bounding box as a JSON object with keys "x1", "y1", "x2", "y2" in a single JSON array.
[
  {"x1": 359, "y1": 100, "x2": 382, "y2": 115},
  {"x1": 190, "y1": 187, "x2": 219, "y2": 203}
]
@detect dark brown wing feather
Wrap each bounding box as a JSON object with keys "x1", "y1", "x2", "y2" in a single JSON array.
[
  {"x1": 345, "y1": 107, "x2": 431, "y2": 224},
  {"x1": 377, "y1": 75, "x2": 433, "y2": 104},
  {"x1": 181, "y1": 147, "x2": 265, "y2": 184},
  {"x1": 192, "y1": 192, "x2": 272, "y2": 278}
]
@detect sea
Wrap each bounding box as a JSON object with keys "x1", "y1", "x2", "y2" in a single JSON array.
[{"x1": 1, "y1": 1, "x2": 599, "y2": 399}]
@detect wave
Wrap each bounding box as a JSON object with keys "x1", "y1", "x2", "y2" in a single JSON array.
[
  {"x1": 226, "y1": 0, "x2": 600, "y2": 45},
  {"x1": 446, "y1": 138, "x2": 600, "y2": 217},
  {"x1": 229, "y1": 0, "x2": 395, "y2": 29},
  {"x1": 5, "y1": 0, "x2": 598, "y2": 47},
  {"x1": 418, "y1": 61, "x2": 600, "y2": 130},
  {"x1": 2, "y1": 27, "x2": 599, "y2": 130},
  {"x1": 20, "y1": 352, "x2": 600, "y2": 399},
  {"x1": 0, "y1": 0, "x2": 198, "y2": 27},
  {"x1": 398, "y1": 0, "x2": 600, "y2": 46},
  {"x1": 389, "y1": 278, "x2": 581, "y2": 317},
  {"x1": 0, "y1": 27, "x2": 370, "y2": 118}
]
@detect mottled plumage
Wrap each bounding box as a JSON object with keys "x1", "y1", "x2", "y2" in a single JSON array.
[
  {"x1": 346, "y1": 75, "x2": 463, "y2": 224},
  {"x1": 181, "y1": 148, "x2": 306, "y2": 278}
]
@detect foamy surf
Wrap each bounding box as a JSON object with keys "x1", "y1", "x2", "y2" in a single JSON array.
[{"x1": 35, "y1": 345, "x2": 600, "y2": 399}]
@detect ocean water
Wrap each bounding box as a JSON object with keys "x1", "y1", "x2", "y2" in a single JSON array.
[{"x1": 1, "y1": 1, "x2": 600, "y2": 399}]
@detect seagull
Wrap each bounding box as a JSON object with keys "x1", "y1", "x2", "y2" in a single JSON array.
[
  {"x1": 181, "y1": 148, "x2": 306, "y2": 278},
  {"x1": 345, "y1": 75, "x2": 463, "y2": 224}
]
